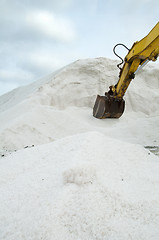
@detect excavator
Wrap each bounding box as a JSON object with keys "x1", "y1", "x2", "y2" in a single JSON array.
[{"x1": 93, "y1": 21, "x2": 159, "y2": 119}]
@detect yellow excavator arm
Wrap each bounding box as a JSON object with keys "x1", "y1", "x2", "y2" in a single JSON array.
[{"x1": 93, "y1": 21, "x2": 159, "y2": 119}]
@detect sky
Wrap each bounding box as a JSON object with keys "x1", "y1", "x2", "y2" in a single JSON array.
[{"x1": 0, "y1": 0, "x2": 159, "y2": 96}]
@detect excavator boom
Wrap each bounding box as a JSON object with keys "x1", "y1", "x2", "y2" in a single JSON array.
[{"x1": 93, "y1": 22, "x2": 159, "y2": 119}]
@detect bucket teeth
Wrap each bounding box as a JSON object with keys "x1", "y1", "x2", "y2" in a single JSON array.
[{"x1": 93, "y1": 94, "x2": 125, "y2": 119}]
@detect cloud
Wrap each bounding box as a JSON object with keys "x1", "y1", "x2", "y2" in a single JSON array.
[
  {"x1": 0, "y1": 82, "x2": 19, "y2": 96},
  {"x1": 0, "y1": 68, "x2": 34, "y2": 95},
  {"x1": 25, "y1": 10, "x2": 76, "y2": 42},
  {"x1": 0, "y1": 68, "x2": 34, "y2": 84},
  {"x1": 18, "y1": 50, "x2": 68, "y2": 75}
]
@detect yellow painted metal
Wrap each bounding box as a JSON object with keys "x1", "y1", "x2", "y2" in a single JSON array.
[{"x1": 114, "y1": 22, "x2": 159, "y2": 99}]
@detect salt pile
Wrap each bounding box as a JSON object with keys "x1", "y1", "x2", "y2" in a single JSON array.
[
  {"x1": 0, "y1": 57, "x2": 159, "y2": 239},
  {"x1": 0, "y1": 57, "x2": 159, "y2": 152}
]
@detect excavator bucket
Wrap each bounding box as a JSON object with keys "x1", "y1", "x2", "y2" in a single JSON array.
[{"x1": 93, "y1": 93, "x2": 125, "y2": 119}]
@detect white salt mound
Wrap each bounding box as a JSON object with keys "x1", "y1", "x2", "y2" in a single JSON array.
[
  {"x1": 0, "y1": 132, "x2": 159, "y2": 240},
  {"x1": 0, "y1": 57, "x2": 159, "y2": 152},
  {"x1": 0, "y1": 57, "x2": 159, "y2": 239},
  {"x1": 0, "y1": 57, "x2": 158, "y2": 112}
]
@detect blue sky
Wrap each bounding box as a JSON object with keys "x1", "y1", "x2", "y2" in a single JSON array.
[{"x1": 0, "y1": 0, "x2": 159, "y2": 95}]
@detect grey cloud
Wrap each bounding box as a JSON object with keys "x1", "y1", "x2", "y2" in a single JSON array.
[{"x1": 0, "y1": 0, "x2": 77, "y2": 96}]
